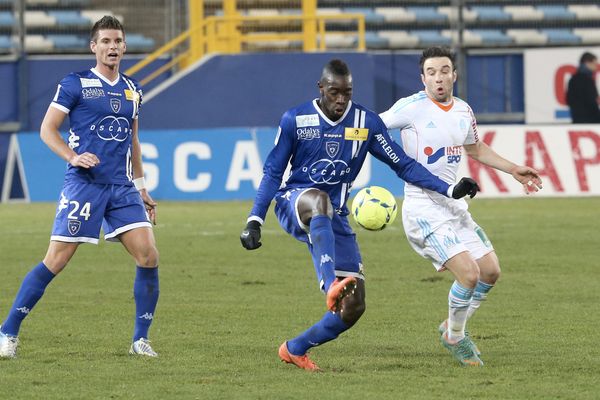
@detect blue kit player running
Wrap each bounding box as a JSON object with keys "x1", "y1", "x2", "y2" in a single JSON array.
[
  {"x1": 240, "y1": 59, "x2": 479, "y2": 371},
  {"x1": 0, "y1": 16, "x2": 160, "y2": 358}
]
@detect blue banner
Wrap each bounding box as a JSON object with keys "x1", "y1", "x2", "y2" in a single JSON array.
[{"x1": 16, "y1": 128, "x2": 407, "y2": 202}]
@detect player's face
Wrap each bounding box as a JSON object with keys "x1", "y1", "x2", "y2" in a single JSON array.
[
  {"x1": 318, "y1": 74, "x2": 353, "y2": 121},
  {"x1": 91, "y1": 29, "x2": 126, "y2": 70},
  {"x1": 421, "y1": 57, "x2": 456, "y2": 103}
]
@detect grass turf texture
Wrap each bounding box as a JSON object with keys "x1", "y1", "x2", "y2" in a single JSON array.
[{"x1": 0, "y1": 198, "x2": 598, "y2": 399}]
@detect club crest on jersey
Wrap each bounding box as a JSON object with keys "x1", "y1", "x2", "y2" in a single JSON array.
[
  {"x1": 110, "y1": 98, "x2": 121, "y2": 113},
  {"x1": 326, "y1": 141, "x2": 339, "y2": 158},
  {"x1": 68, "y1": 220, "x2": 81, "y2": 236},
  {"x1": 344, "y1": 127, "x2": 368, "y2": 141},
  {"x1": 424, "y1": 146, "x2": 462, "y2": 164}
]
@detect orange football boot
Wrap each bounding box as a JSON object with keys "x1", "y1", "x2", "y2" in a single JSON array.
[
  {"x1": 278, "y1": 342, "x2": 321, "y2": 371},
  {"x1": 326, "y1": 277, "x2": 357, "y2": 312}
]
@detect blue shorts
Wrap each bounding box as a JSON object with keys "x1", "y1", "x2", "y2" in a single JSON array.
[
  {"x1": 274, "y1": 188, "x2": 364, "y2": 285},
  {"x1": 50, "y1": 181, "x2": 152, "y2": 244}
]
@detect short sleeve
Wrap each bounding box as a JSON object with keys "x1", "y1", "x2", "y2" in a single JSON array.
[
  {"x1": 50, "y1": 73, "x2": 80, "y2": 114},
  {"x1": 465, "y1": 105, "x2": 479, "y2": 145}
]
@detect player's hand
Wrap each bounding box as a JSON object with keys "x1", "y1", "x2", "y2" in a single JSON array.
[
  {"x1": 69, "y1": 152, "x2": 100, "y2": 169},
  {"x1": 452, "y1": 177, "x2": 480, "y2": 199},
  {"x1": 510, "y1": 166, "x2": 543, "y2": 195},
  {"x1": 240, "y1": 220, "x2": 262, "y2": 250},
  {"x1": 140, "y1": 189, "x2": 157, "y2": 225}
]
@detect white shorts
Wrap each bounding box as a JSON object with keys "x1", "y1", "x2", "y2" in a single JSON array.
[{"x1": 401, "y1": 199, "x2": 494, "y2": 271}]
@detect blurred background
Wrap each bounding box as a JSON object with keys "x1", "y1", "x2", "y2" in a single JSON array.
[{"x1": 1, "y1": 0, "x2": 599, "y2": 202}]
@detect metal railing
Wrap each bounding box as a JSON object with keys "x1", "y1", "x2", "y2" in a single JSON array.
[{"x1": 125, "y1": 13, "x2": 365, "y2": 86}]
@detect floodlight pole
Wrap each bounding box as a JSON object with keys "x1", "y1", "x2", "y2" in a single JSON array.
[
  {"x1": 16, "y1": 0, "x2": 27, "y2": 131},
  {"x1": 451, "y1": 0, "x2": 467, "y2": 100}
]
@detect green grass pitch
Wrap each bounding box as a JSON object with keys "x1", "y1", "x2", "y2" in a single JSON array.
[{"x1": 0, "y1": 198, "x2": 599, "y2": 399}]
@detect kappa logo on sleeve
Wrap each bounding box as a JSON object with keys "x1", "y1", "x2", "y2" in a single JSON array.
[
  {"x1": 295, "y1": 114, "x2": 320, "y2": 127},
  {"x1": 80, "y1": 78, "x2": 102, "y2": 88},
  {"x1": 344, "y1": 127, "x2": 369, "y2": 141}
]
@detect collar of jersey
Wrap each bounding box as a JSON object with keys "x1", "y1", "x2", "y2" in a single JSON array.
[
  {"x1": 426, "y1": 93, "x2": 454, "y2": 112},
  {"x1": 312, "y1": 99, "x2": 353, "y2": 126},
  {"x1": 90, "y1": 67, "x2": 121, "y2": 86}
]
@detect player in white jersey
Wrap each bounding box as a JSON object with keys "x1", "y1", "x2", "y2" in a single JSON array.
[
  {"x1": 0, "y1": 16, "x2": 160, "y2": 359},
  {"x1": 380, "y1": 46, "x2": 543, "y2": 366}
]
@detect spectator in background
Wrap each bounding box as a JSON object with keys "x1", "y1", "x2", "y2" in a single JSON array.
[{"x1": 566, "y1": 52, "x2": 600, "y2": 123}]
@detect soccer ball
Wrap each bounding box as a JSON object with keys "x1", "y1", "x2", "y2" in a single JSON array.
[{"x1": 351, "y1": 186, "x2": 397, "y2": 231}]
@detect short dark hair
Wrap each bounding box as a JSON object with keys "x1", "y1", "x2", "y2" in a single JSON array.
[
  {"x1": 321, "y1": 59, "x2": 351, "y2": 80},
  {"x1": 580, "y1": 52, "x2": 597, "y2": 65},
  {"x1": 420, "y1": 46, "x2": 456, "y2": 73},
  {"x1": 90, "y1": 15, "x2": 124, "y2": 42}
]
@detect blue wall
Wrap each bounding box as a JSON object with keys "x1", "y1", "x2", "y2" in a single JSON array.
[{"x1": 0, "y1": 52, "x2": 524, "y2": 130}]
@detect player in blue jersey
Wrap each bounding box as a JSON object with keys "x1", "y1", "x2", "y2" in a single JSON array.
[
  {"x1": 0, "y1": 16, "x2": 160, "y2": 359},
  {"x1": 240, "y1": 59, "x2": 479, "y2": 371}
]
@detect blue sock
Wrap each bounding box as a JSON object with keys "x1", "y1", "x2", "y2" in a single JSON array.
[
  {"x1": 1, "y1": 262, "x2": 55, "y2": 336},
  {"x1": 287, "y1": 312, "x2": 348, "y2": 355},
  {"x1": 309, "y1": 215, "x2": 336, "y2": 291},
  {"x1": 133, "y1": 266, "x2": 160, "y2": 341}
]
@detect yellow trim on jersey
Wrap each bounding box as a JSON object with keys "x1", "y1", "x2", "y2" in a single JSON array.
[{"x1": 344, "y1": 127, "x2": 369, "y2": 141}]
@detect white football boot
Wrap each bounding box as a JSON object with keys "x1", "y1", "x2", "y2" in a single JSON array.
[
  {"x1": 129, "y1": 338, "x2": 158, "y2": 357},
  {"x1": 0, "y1": 327, "x2": 19, "y2": 359}
]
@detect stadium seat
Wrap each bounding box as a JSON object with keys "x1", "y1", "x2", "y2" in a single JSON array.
[
  {"x1": 537, "y1": 6, "x2": 576, "y2": 21},
  {"x1": 542, "y1": 29, "x2": 581, "y2": 44}
]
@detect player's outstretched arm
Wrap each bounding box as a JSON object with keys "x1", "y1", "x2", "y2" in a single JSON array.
[{"x1": 464, "y1": 141, "x2": 542, "y2": 194}]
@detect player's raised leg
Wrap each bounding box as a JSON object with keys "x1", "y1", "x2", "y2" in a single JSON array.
[
  {"x1": 120, "y1": 227, "x2": 160, "y2": 357},
  {"x1": 0, "y1": 241, "x2": 78, "y2": 358}
]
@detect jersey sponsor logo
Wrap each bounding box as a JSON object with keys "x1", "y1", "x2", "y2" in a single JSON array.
[
  {"x1": 80, "y1": 78, "x2": 102, "y2": 88},
  {"x1": 91, "y1": 116, "x2": 131, "y2": 142},
  {"x1": 424, "y1": 146, "x2": 462, "y2": 164},
  {"x1": 345, "y1": 127, "x2": 368, "y2": 141},
  {"x1": 374, "y1": 134, "x2": 400, "y2": 163},
  {"x1": 110, "y1": 98, "x2": 122, "y2": 113},
  {"x1": 296, "y1": 127, "x2": 321, "y2": 140},
  {"x1": 82, "y1": 88, "x2": 105, "y2": 99},
  {"x1": 324, "y1": 132, "x2": 342, "y2": 139},
  {"x1": 107, "y1": 91, "x2": 122, "y2": 97},
  {"x1": 326, "y1": 141, "x2": 340, "y2": 158},
  {"x1": 124, "y1": 89, "x2": 140, "y2": 103},
  {"x1": 68, "y1": 220, "x2": 81, "y2": 235},
  {"x1": 303, "y1": 159, "x2": 350, "y2": 185},
  {"x1": 295, "y1": 114, "x2": 320, "y2": 127}
]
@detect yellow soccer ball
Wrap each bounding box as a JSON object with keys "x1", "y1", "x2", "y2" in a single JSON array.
[{"x1": 351, "y1": 186, "x2": 397, "y2": 231}]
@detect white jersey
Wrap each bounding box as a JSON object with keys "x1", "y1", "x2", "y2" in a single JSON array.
[
  {"x1": 381, "y1": 91, "x2": 493, "y2": 268},
  {"x1": 380, "y1": 90, "x2": 479, "y2": 214}
]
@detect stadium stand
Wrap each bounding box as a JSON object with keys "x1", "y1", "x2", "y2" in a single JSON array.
[
  {"x1": 0, "y1": 0, "x2": 154, "y2": 53},
  {"x1": 211, "y1": 0, "x2": 600, "y2": 50},
  {"x1": 1, "y1": 1, "x2": 600, "y2": 53}
]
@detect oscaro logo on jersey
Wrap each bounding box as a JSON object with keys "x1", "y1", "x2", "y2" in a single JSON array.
[
  {"x1": 295, "y1": 114, "x2": 320, "y2": 127},
  {"x1": 90, "y1": 116, "x2": 131, "y2": 142},
  {"x1": 296, "y1": 127, "x2": 321, "y2": 140},
  {"x1": 424, "y1": 146, "x2": 462, "y2": 164},
  {"x1": 82, "y1": 88, "x2": 105, "y2": 99},
  {"x1": 302, "y1": 159, "x2": 350, "y2": 185}
]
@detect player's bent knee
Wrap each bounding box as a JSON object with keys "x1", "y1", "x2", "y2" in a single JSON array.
[
  {"x1": 340, "y1": 297, "x2": 366, "y2": 327},
  {"x1": 136, "y1": 247, "x2": 159, "y2": 267}
]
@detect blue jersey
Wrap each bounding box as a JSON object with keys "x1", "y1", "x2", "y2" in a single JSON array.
[
  {"x1": 50, "y1": 68, "x2": 142, "y2": 184},
  {"x1": 250, "y1": 99, "x2": 452, "y2": 221}
]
